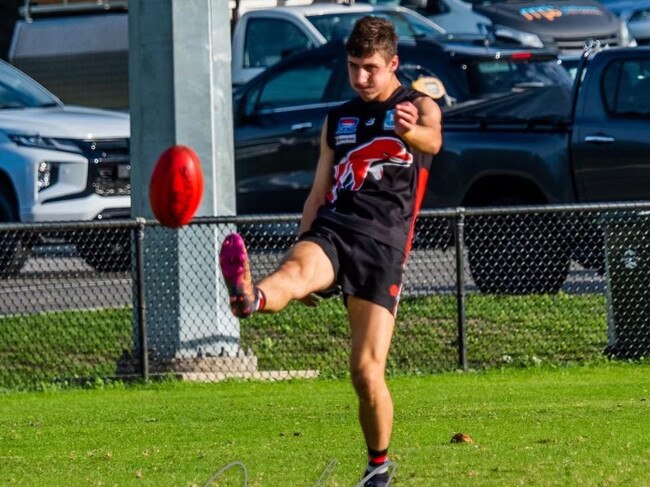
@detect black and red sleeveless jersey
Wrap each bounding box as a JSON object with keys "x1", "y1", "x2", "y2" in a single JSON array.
[{"x1": 317, "y1": 85, "x2": 433, "y2": 254}]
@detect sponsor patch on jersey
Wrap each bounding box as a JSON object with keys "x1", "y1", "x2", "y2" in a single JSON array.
[
  {"x1": 336, "y1": 117, "x2": 359, "y2": 135},
  {"x1": 335, "y1": 134, "x2": 357, "y2": 145},
  {"x1": 365, "y1": 117, "x2": 376, "y2": 126},
  {"x1": 383, "y1": 110, "x2": 396, "y2": 130}
]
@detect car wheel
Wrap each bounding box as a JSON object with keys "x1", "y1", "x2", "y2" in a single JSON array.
[
  {"x1": 465, "y1": 198, "x2": 571, "y2": 294},
  {"x1": 76, "y1": 228, "x2": 131, "y2": 273},
  {"x1": 0, "y1": 194, "x2": 30, "y2": 278},
  {"x1": 571, "y1": 214, "x2": 606, "y2": 274}
]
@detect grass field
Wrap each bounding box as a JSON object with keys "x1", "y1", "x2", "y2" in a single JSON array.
[{"x1": 1, "y1": 363, "x2": 648, "y2": 486}]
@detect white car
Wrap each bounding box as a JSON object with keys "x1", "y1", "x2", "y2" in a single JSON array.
[
  {"x1": 231, "y1": 3, "x2": 446, "y2": 86},
  {"x1": 0, "y1": 59, "x2": 130, "y2": 274}
]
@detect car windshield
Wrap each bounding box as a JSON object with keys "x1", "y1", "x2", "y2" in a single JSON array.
[
  {"x1": 465, "y1": 57, "x2": 573, "y2": 96},
  {"x1": 307, "y1": 10, "x2": 444, "y2": 42},
  {"x1": 0, "y1": 61, "x2": 60, "y2": 109}
]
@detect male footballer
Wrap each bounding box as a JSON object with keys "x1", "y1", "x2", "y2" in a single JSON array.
[{"x1": 219, "y1": 16, "x2": 442, "y2": 486}]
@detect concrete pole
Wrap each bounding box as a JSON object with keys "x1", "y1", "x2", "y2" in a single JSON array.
[{"x1": 129, "y1": 0, "x2": 238, "y2": 362}]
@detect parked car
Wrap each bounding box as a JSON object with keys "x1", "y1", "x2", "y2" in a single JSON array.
[
  {"x1": 462, "y1": 0, "x2": 633, "y2": 53},
  {"x1": 0, "y1": 59, "x2": 130, "y2": 275},
  {"x1": 428, "y1": 47, "x2": 650, "y2": 293},
  {"x1": 599, "y1": 0, "x2": 650, "y2": 46},
  {"x1": 394, "y1": 0, "x2": 492, "y2": 37},
  {"x1": 233, "y1": 38, "x2": 570, "y2": 215},
  {"x1": 231, "y1": 3, "x2": 447, "y2": 85}
]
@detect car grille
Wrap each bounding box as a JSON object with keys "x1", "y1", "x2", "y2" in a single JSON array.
[
  {"x1": 556, "y1": 33, "x2": 620, "y2": 52},
  {"x1": 76, "y1": 138, "x2": 131, "y2": 196}
]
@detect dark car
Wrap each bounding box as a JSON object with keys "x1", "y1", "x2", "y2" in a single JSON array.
[
  {"x1": 463, "y1": 0, "x2": 632, "y2": 53},
  {"x1": 233, "y1": 38, "x2": 571, "y2": 215}
]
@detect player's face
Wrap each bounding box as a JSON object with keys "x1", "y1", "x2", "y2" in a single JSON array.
[{"x1": 347, "y1": 51, "x2": 399, "y2": 102}]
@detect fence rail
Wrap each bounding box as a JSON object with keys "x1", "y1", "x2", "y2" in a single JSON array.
[{"x1": 1, "y1": 202, "x2": 649, "y2": 389}]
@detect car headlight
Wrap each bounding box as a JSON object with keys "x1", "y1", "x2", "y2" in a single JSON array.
[
  {"x1": 8, "y1": 134, "x2": 81, "y2": 153},
  {"x1": 493, "y1": 25, "x2": 545, "y2": 48},
  {"x1": 37, "y1": 161, "x2": 59, "y2": 191}
]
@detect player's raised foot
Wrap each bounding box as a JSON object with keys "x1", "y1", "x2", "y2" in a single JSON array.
[
  {"x1": 360, "y1": 465, "x2": 391, "y2": 487},
  {"x1": 219, "y1": 233, "x2": 258, "y2": 318}
]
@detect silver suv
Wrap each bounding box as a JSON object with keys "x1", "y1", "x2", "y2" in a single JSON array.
[{"x1": 0, "y1": 60, "x2": 130, "y2": 274}]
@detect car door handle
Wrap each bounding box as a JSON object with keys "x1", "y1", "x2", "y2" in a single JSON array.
[
  {"x1": 291, "y1": 122, "x2": 313, "y2": 132},
  {"x1": 584, "y1": 135, "x2": 615, "y2": 144}
]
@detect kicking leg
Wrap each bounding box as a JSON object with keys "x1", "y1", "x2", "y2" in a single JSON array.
[{"x1": 258, "y1": 240, "x2": 335, "y2": 312}]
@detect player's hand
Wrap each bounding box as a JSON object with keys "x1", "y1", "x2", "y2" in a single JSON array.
[
  {"x1": 299, "y1": 293, "x2": 322, "y2": 308},
  {"x1": 394, "y1": 101, "x2": 419, "y2": 136}
]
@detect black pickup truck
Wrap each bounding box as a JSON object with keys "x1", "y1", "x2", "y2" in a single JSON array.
[{"x1": 428, "y1": 46, "x2": 650, "y2": 293}]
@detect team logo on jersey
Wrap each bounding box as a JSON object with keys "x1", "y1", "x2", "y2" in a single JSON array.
[
  {"x1": 365, "y1": 117, "x2": 376, "y2": 126},
  {"x1": 336, "y1": 117, "x2": 360, "y2": 135},
  {"x1": 383, "y1": 110, "x2": 396, "y2": 130},
  {"x1": 327, "y1": 137, "x2": 413, "y2": 203}
]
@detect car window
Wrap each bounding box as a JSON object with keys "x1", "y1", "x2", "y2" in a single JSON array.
[
  {"x1": 243, "y1": 18, "x2": 313, "y2": 69},
  {"x1": 256, "y1": 58, "x2": 337, "y2": 110},
  {"x1": 601, "y1": 60, "x2": 621, "y2": 112},
  {"x1": 465, "y1": 58, "x2": 572, "y2": 96},
  {"x1": 603, "y1": 59, "x2": 650, "y2": 116},
  {"x1": 0, "y1": 61, "x2": 59, "y2": 109}
]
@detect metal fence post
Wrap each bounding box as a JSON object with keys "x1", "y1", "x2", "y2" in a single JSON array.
[
  {"x1": 455, "y1": 208, "x2": 468, "y2": 371},
  {"x1": 134, "y1": 217, "x2": 149, "y2": 381}
]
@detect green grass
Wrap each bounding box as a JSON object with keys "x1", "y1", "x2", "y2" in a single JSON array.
[
  {"x1": 0, "y1": 308, "x2": 133, "y2": 389},
  {"x1": 0, "y1": 363, "x2": 648, "y2": 486},
  {"x1": 243, "y1": 293, "x2": 609, "y2": 376},
  {"x1": 0, "y1": 293, "x2": 612, "y2": 388}
]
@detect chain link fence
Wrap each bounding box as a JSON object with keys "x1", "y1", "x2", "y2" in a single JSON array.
[{"x1": 1, "y1": 203, "x2": 649, "y2": 389}]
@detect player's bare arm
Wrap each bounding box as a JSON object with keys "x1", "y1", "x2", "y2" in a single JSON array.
[
  {"x1": 394, "y1": 96, "x2": 442, "y2": 155},
  {"x1": 300, "y1": 117, "x2": 335, "y2": 235}
]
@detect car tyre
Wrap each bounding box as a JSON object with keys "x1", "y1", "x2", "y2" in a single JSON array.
[
  {"x1": 76, "y1": 228, "x2": 131, "y2": 273},
  {"x1": 465, "y1": 198, "x2": 571, "y2": 294},
  {"x1": 0, "y1": 193, "x2": 31, "y2": 278}
]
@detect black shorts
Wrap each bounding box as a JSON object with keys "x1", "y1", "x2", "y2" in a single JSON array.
[{"x1": 299, "y1": 218, "x2": 405, "y2": 316}]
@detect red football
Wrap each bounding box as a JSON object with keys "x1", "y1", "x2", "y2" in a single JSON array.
[{"x1": 149, "y1": 145, "x2": 204, "y2": 228}]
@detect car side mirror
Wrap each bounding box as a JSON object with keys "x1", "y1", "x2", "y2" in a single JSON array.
[{"x1": 234, "y1": 93, "x2": 257, "y2": 124}]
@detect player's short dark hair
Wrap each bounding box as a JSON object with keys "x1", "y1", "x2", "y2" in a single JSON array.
[{"x1": 346, "y1": 16, "x2": 398, "y2": 62}]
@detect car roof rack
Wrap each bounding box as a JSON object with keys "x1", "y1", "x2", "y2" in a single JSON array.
[{"x1": 19, "y1": 0, "x2": 128, "y2": 22}]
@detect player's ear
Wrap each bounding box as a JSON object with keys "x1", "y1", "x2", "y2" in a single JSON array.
[{"x1": 390, "y1": 55, "x2": 399, "y2": 73}]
